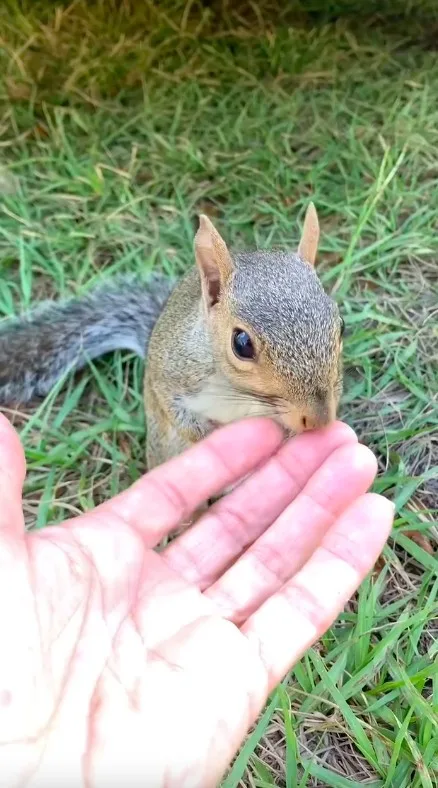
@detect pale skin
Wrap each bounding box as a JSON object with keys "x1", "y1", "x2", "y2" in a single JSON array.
[{"x1": 0, "y1": 413, "x2": 394, "y2": 787}]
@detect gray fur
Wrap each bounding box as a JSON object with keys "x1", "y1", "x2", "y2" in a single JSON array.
[
  {"x1": 0, "y1": 274, "x2": 175, "y2": 404},
  {"x1": 231, "y1": 251, "x2": 341, "y2": 392}
]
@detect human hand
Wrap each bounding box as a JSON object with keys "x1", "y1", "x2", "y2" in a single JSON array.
[{"x1": 0, "y1": 414, "x2": 393, "y2": 787}]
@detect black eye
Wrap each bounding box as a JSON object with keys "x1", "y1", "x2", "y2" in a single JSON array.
[
  {"x1": 232, "y1": 329, "x2": 255, "y2": 360},
  {"x1": 340, "y1": 317, "x2": 345, "y2": 338}
]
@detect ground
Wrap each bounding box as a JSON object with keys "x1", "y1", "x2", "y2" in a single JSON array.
[{"x1": 0, "y1": 0, "x2": 437, "y2": 785}]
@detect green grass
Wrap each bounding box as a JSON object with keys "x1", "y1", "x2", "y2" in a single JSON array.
[{"x1": 0, "y1": 0, "x2": 437, "y2": 785}]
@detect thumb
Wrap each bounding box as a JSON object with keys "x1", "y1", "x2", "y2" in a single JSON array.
[{"x1": 0, "y1": 413, "x2": 26, "y2": 537}]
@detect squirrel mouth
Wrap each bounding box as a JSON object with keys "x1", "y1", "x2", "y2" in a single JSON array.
[{"x1": 277, "y1": 402, "x2": 337, "y2": 434}]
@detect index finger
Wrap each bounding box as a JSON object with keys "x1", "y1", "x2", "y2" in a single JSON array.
[
  {"x1": 164, "y1": 421, "x2": 357, "y2": 589},
  {"x1": 94, "y1": 418, "x2": 283, "y2": 546}
]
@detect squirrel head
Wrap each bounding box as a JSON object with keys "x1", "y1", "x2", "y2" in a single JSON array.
[{"x1": 193, "y1": 204, "x2": 344, "y2": 434}]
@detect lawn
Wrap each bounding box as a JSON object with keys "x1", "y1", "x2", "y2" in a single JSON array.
[{"x1": 0, "y1": 0, "x2": 437, "y2": 785}]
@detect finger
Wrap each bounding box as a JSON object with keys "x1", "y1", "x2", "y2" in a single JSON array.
[
  {"x1": 241, "y1": 493, "x2": 394, "y2": 692},
  {"x1": 0, "y1": 413, "x2": 26, "y2": 536},
  {"x1": 94, "y1": 419, "x2": 283, "y2": 547},
  {"x1": 164, "y1": 421, "x2": 357, "y2": 587},
  {"x1": 205, "y1": 442, "x2": 377, "y2": 621}
]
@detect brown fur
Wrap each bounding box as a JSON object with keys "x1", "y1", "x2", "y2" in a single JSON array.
[
  {"x1": 0, "y1": 203, "x2": 343, "y2": 524},
  {"x1": 144, "y1": 205, "x2": 344, "y2": 474}
]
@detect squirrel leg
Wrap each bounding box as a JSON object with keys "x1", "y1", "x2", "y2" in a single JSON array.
[{"x1": 403, "y1": 530, "x2": 435, "y2": 555}]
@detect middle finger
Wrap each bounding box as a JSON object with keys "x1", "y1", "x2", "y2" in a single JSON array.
[
  {"x1": 164, "y1": 421, "x2": 357, "y2": 588},
  {"x1": 205, "y1": 442, "x2": 377, "y2": 623}
]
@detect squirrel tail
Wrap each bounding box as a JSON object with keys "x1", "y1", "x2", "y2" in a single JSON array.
[{"x1": 0, "y1": 273, "x2": 175, "y2": 405}]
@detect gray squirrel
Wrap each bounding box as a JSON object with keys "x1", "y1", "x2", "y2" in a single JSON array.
[{"x1": 0, "y1": 204, "x2": 344, "y2": 473}]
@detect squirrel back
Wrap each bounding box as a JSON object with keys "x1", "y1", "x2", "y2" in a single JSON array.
[{"x1": 0, "y1": 204, "x2": 344, "y2": 438}]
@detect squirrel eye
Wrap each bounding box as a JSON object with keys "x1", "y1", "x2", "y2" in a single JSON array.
[
  {"x1": 340, "y1": 317, "x2": 345, "y2": 338},
  {"x1": 232, "y1": 329, "x2": 255, "y2": 360}
]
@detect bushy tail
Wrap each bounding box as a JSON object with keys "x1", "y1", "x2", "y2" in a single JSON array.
[{"x1": 0, "y1": 274, "x2": 175, "y2": 405}]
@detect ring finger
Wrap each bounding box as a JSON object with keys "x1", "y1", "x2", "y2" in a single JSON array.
[
  {"x1": 164, "y1": 422, "x2": 357, "y2": 588},
  {"x1": 205, "y1": 442, "x2": 378, "y2": 623}
]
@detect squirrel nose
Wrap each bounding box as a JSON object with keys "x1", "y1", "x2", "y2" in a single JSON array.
[
  {"x1": 301, "y1": 414, "x2": 324, "y2": 431},
  {"x1": 278, "y1": 398, "x2": 337, "y2": 434},
  {"x1": 300, "y1": 401, "x2": 336, "y2": 431}
]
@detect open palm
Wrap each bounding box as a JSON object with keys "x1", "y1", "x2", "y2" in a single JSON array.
[{"x1": 0, "y1": 414, "x2": 393, "y2": 787}]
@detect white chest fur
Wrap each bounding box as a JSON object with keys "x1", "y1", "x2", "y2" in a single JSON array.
[{"x1": 184, "y1": 374, "x2": 267, "y2": 425}]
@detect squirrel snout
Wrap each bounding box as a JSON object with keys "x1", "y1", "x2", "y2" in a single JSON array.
[
  {"x1": 300, "y1": 412, "x2": 332, "y2": 431},
  {"x1": 279, "y1": 398, "x2": 337, "y2": 434}
]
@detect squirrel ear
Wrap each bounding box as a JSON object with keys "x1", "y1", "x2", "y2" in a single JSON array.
[
  {"x1": 195, "y1": 214, "x2": 234, "y2": 308},
  {"x1": 297, "y1": 202, "x2": 320, "y2": 266}
]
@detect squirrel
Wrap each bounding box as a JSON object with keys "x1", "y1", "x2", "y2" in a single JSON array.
[{"x1": 0, "y1": 203, "x2": 344, "y2": 478}]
